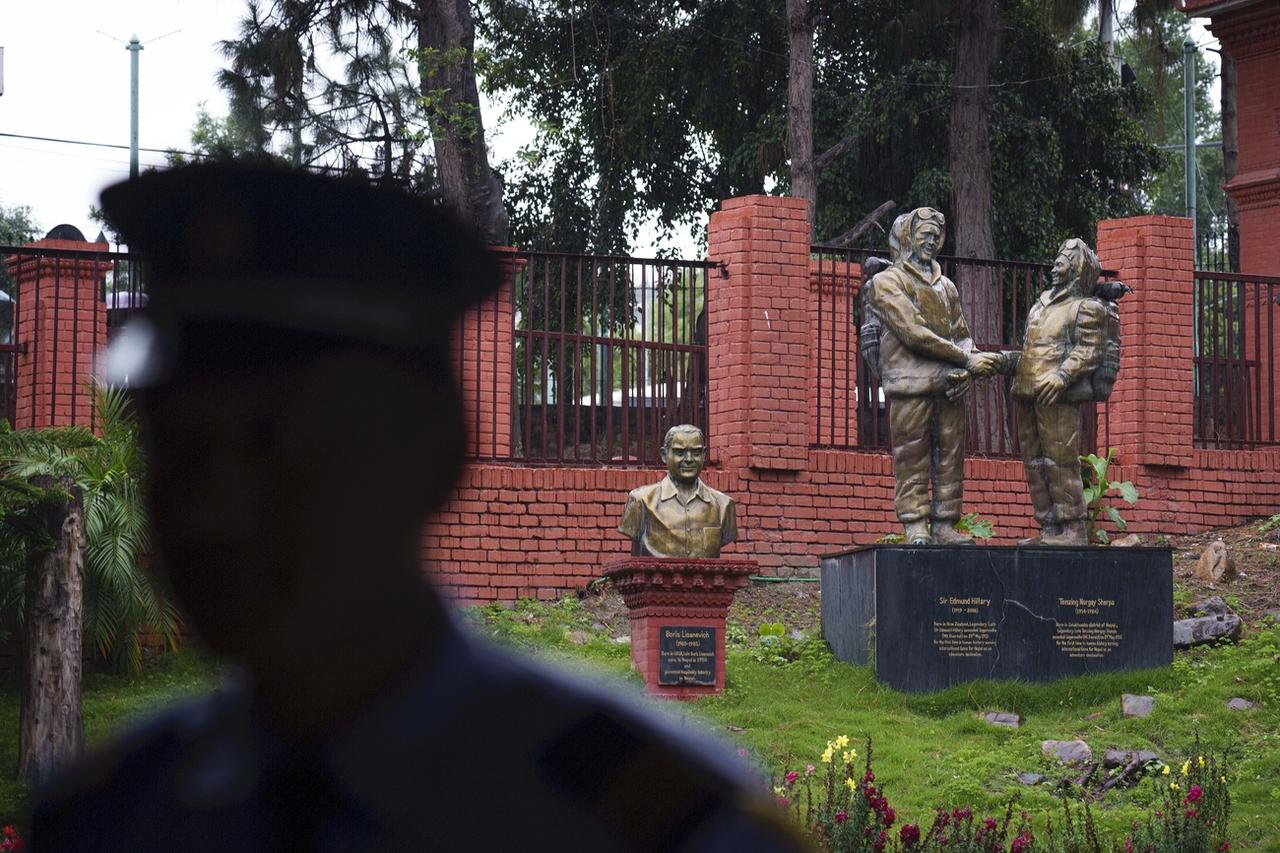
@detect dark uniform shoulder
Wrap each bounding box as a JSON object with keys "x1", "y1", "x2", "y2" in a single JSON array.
[
  {"x1": 454, "y1": 641, "x2": 806, "y2": 851},
  {"x1": 30, "y1": 690, "x2": 242, "y2": 853}
]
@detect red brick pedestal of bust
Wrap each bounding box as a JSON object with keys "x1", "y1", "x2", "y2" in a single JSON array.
[{"x1": 604, "y1": 557, "x2": 757, "y2": 700}]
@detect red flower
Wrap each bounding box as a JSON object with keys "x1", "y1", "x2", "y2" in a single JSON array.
[
  {"x1": 1217, "y1": 843, "x2": 1231, "y2": 852},
  {"x1": 899, "y1": 824, "x2": 921, "y2": 846},
  {"x1": 1186, "y1": 785, "x2": 1204, "y2": 803},
  {"x1": 864, "y1": 769, "x2": 876, "y2": 783},
  {"x1": 1011, "y1": 832, "x2": 1034, "y2": 853},
  {"x1": 1185, "y1": 808, "x2": 1198, "y2": 819},
  {"x1": 835, "y1": 811, "x2": 848, "y2": 825},
  {"x1": 984, "y1": 818, "x2": 997, "y2": 831},
  {"x1": 873, "y1": 829, "x2": 888, "y2": 853},
  {"x1": 777, "y1": 796, "x2": 790, "y2": 809},
  {"x1": 952, "y1": 808, "x2": 972, "y2": 821},
  {"x1": 784, "y1": 770, "x2": 798, "y2": 785},
  {"x1": 882, "y1": 806, "x2": 896, "y2": 827},
  {"x1": 1, "y1": 829, "x2": 14, "y2": 840}
]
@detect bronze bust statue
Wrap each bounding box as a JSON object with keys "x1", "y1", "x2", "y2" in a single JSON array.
[
  {"x1": 994, "y1": 238, "x2": 1114, "y2": 545},
  {"x1": 862, "y1": 208, "x2": 999, "y2": 546},
  {"x1": 618, "y1": 425, "x2": 737, "y2": 558}
]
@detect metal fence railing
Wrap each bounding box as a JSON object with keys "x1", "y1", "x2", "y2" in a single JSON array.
[
  {"x1": 508, "y1": 251, "x2": 714, "y2": 466},
  {"x1": 1194, "y1": 270, "x2": 1279, "y2": 448},
  {"x1": 1, "y1": 245, "x2": 146, "y2": 430},
  {"x1": 812, "y1": 247, "x2": 1112, "y2": 458}
]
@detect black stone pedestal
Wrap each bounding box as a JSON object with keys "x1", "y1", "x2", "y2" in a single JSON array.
[{"x1": 820, "y1": 545, "x2": 1173, "y2": 693}]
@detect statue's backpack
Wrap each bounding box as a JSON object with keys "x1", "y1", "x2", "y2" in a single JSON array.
[
  {"x1": 858, "y1": 257, "x2": 892, "y2": 377},
  {"x1": 1086, "y1": 280, "x2": 1130, "y2": 401}
]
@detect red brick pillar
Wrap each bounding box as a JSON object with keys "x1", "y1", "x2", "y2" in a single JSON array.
[
  {"x1": 1096, "y1": 216, "x2": 1195, "y2": 467},
  {"x1": 453, "y1": 248, "x2": 519, "y2": 459},
  {"x1": 6, "y1": 238, "x2": 110, "y2": 430},
  {"x1": 705, "y1": 196, "x2": 812, "y2": 470}
]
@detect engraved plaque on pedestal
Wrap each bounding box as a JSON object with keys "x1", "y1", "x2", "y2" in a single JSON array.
[
  {"x1": 820, "y1": 545, "x2": 1173, "y2": 693},
  {"x1": 658, "y1": 626, "x2": 717, "y2": 686}
]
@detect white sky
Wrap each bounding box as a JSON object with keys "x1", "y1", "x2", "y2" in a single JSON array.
[{"x1": 0, "y1": 1, "x2": 1216, "y2": 249}]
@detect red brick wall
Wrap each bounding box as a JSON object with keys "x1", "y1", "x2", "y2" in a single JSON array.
[
  {"x1": 425, "y1": 200, "x2": 1280, "y2": 604},
  {"x1": 6, "y1": 239, "x2": 110, "y2": 430}
]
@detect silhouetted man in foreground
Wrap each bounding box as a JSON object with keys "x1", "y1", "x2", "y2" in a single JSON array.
[{"x1": 31, "y1": 165, "x2": 802, "y2": 852}]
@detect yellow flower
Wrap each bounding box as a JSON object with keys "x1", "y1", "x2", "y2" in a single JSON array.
[
  {"x1": 1221, "y1": 776, "x2": 1227, "y2": 784},
  {"x1": 774, "y1": 786, "x2": 786, "y2": 797},
  {"x1": 1198, "y1": 756, "x2": 1205, "y2": 768},
  {"x1": 845, "y1": 777, "x2": 856, "y2": 791},
  {"x1": 1170, "y1": 782, "x2": 1179, "y2": 791},
  {"x1": 821, "y1": 747, "x2": 834, "y2": 764},
  {"x1": 1181, "y1": 760, "x2": 1191, "y2": 776},
  {"x1": 834, "y1": 735, "x2": 850, "y2": 749},
  {"x1": 842, "y1": 750, "x2": 856, "y2": 764},
  {"x1": 1161, "y1": 766, "x2": 1171, "y2": 776}
]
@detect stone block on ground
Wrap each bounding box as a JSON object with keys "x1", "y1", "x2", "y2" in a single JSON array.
[
  {"x1": 1121, "y1": 694, "x2": 1155, "y2": 718},
  {"x1": 1042, "y1": 739, "x2": 1092, "y2": 765},
  {"x1": 981, "y1": 711, "x2": 1021, "y2": 729},
  {"x1": 1226, "y1": 697, "x2": 1256, "y2": 711},
  {"x1": 1194, "y1": 541, "x2": 1236, "y2": 583},
  {"x1": 1112, "y1": 534, "x2": 1142, "y2": 547},
  {"x1": 1103, "y1": 749, "x2": 1159, "y2": 768},
  {"x1": 1174, "y1": 598, "x2": 1243, "y2": 648},
  {"x1": 1017, "y1": 772, "x2": 1045, "y2": 786}
]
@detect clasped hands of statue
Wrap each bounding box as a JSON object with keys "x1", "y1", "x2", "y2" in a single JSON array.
[{"x1": 945, "y1": 351, "x2": 1065, "y2": 405}]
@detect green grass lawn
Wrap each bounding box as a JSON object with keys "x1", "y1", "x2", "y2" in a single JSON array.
[{"x1": 1, "y1": 600, "x2": 1276, "y2": 850}]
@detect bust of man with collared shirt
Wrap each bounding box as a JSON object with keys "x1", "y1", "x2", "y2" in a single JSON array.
[{"x1": 618, "y1": 424, "x2": 737, "y2": 559}]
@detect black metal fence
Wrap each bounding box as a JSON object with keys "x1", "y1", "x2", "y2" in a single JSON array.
[
  {"x1": 1193, "y1": 270, "x2": 1279, "y2": 448},
  {"x1": 812, "y1": 247, "x2": 1111, "y2": 458},
  {"x1": 511, "y1": 251, "x2": 714, "y2": 465}
]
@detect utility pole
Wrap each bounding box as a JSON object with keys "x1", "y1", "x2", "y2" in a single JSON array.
[
  {"x1": 1184, "y1": 37, "x2": 1197, "y2": 252},
  {"x1": 127, "y1": 35, "x2": 142, "y2": 179}
]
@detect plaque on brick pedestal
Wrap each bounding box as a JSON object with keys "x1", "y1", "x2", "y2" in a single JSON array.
[
  {"x1": 604, "y1": 557, "x2": 756, "y2": 699},
  {"x1": 820, "y1": 545, "x2": 1173, "y2": 693}
]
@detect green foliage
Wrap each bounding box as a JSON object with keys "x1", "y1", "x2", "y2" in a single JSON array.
[
  {"x1": 954, "y1": 513, "x2": 995, "y2": 542},
  {"x1": 877, "y1": 533, "x2": 906, "y2": 545},
  {"x1": 0, "y1": 384, "x2": 180, "y2": 672},
  {"x1": 0, "y1": 202, "x2": 40, "y2": 298},
  {"x1": 1080, "y1": 448, "x2": 1139, "y2": 545},
  {"x1": 750, "y1": 621, "x2": 834, "y2": 674},
  {"x1": 481, "y1": 0, "x2": 1162, "y2": 262},
  {"x1": 216, "y1": 1, "x2": 433, "y2": 189},
  {"x1": 1258, "y1": 515, "x2": 1280, "y2": 535}
]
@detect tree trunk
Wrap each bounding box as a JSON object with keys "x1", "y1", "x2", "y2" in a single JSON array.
[
  {"x1": 786, "y1": 0, "x2": 815, "y2": 230},
  {"x1": 1221, "y1": 47, "x2": 1239, "y2": 273},
  {"x1": 417, "y1": 0, "x2": 509, "y2": 244},
  {"x1": 17, "y1": 476, "x2": 86, "y2": 788},
  {"x1": 949, "y1": 0, "x2": 1001, "y2": 453}
]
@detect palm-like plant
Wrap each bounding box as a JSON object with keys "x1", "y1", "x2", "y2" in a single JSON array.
[{"x1": 0, "y1": 383, "x2": 180, "y2": 673}]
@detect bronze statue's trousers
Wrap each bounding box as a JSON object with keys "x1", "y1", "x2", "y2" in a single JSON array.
[
  {"x1": 889, "y1": 395, "x2": 966, "y2": 523},
  {"x1": 1015, "y1": 400, "x2": 1086, "y2": 526}
]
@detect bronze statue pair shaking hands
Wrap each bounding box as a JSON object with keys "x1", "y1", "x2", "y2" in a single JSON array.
[{"x1": 862, "y1": 210, "x2": 1122, "y2": 547}]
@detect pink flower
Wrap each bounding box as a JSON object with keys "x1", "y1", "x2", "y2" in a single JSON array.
[
  {"x1": 805, "y1": 764, "x2": 816, "y2": 777},
  {"x1": 1011, "y1": 832, "x2": 1034, "y2": 853},
  {"x1": 784, "y1": 770, "x2": 799, "y2": 785},
  {"x1": 984, "y1": 818, "x2": 997, "y2": 831},
  {"x1": 736, "y1": 748, "x2": 748, "y2": 758},
  {"x1": 1186, "y1": 784, "x2": 1204, "y2": 803},
  {"x1": 777, "y1": 796, "x2": 790, "y2": 809},
  {"x1": 1217, "y1": 843, "x2": 1231, "y2": 852},
  {"x1": 1124, "y1": 841, "x2": 1134, "y2": 853},
  {"x1": 899, "y1": 824, "x2": 921, "y2": 846},
  {"x1": 952, "y1": 808, "x2": 972, "y2": 821},
  {"x1": 835, "y1": 811, "x2": 848, "y2": 824}
]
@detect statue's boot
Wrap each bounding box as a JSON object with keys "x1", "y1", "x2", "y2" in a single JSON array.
[
  {"x1": 1041, "y1": 521, "x2": 1087, "y2": 546},
  {"x1": 1019, "y1": 523, "x2": 1062, "y2": 546},
  {"x1": 931, "y1": 520, "x2": 973, "y2": 545},
  {"x1": 903, "y1": 520, "x2": 930, "y2": 545}
]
